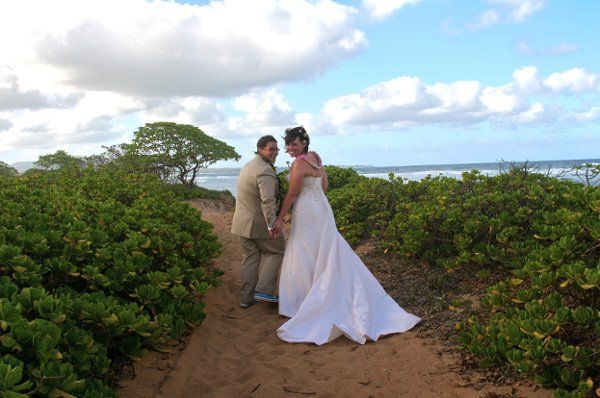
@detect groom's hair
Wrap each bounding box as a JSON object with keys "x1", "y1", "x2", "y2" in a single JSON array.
[{"x1": 256, "y1": 135, "x2": 277, "y2": 152}]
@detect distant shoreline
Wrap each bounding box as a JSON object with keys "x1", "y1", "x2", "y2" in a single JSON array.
[
  {"x1": 224, "y1": 158, "x2": 597, "y2": 171},
  {"x1": 194, "y1": 158, "x2": 600, "y2": 197}
]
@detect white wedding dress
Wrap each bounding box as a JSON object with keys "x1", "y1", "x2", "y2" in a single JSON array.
[{"x1": 277, "y1": 175, "x2": 421, "y2": 345}]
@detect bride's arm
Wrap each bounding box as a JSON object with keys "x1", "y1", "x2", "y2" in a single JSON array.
[
  {"x1": 273, "y1": 162, "x2": 306, "y2": 230},
  {"x1": 321, "y1": 168, "x2": 328, "y2": 192}
]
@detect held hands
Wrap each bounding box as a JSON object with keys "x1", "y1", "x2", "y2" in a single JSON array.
[{"x1": 269, "y1": 218, "x2": 285, "y2": 238}]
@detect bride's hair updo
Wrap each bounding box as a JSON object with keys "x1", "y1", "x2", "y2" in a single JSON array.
[{"x1": 284, "y1": 126, "x2": 310, "y2": 154}]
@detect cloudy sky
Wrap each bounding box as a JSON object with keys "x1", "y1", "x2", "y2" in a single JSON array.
[{"x1": 0, "y1": 0, "x2": 598, "y2": 167}]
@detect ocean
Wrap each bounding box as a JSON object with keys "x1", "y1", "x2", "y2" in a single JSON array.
[{"x1": 196, "y1": 159, "x2": 600, "y2": 197}]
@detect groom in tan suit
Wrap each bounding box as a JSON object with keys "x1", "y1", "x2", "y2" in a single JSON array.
[{"x1": 231, "y1": 135, "x2": 286, "y2": 308}]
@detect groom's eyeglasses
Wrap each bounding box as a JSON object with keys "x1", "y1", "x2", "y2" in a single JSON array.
[{"x1": 266, "y1": 148, "x2": 280, "y2": 152}]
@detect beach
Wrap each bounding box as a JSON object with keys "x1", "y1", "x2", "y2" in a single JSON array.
[{"x1": 116, "y1": 199, "x2": 552, "y2": 398}]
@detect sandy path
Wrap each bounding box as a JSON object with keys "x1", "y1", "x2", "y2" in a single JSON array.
[{"x1": 117, "y1": 202, "x2": 551, "y2": 398}]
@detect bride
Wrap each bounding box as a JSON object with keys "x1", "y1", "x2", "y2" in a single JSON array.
[{"x1": 271, "y1": 126, "x2": 420, "y2": 345}]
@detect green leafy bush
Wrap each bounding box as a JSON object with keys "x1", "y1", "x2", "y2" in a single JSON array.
[
  {"x1": 328, "y1": 175, "x2": 403, "y2": 246},
  {"x1": 328, "y1": 166, "x2": 599, "y2": 397},
  {"x1": 324, "y1": 166, "x2": 366, "y2": 191},
  {"x1": 166, "y1": 183, "x2": 233, "y2": 201},
  {"x1": 0, "y1": 168, "x2": 221, "y2": 396}
]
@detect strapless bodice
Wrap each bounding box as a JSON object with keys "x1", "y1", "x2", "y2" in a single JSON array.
[{"x1": 297, "y1": 176, "x2": 328, "y2": 208}]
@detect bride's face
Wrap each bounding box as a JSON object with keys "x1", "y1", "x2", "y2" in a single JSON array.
[{"x1": 286, "y1": 137, "x2": 307, "y2": 158}]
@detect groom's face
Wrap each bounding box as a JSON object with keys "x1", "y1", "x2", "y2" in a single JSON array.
[{"x1": 258, "y1": 141, "x2": 279, "y2": 164}]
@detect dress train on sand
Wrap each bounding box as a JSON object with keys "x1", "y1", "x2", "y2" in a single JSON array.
[{"x1": 277, "y1": 176, "x2": 420, "y2": 345}]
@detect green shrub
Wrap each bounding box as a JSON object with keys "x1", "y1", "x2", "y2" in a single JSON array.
[
  {"x1": 0, "y1": 168, "x2": 221, "y2": 396},
  {"x1": 166, "y1": 183, "x2": 233, "y2": 201},
  {"x1": 329, "y1": 165, "x2": 599, "y2": 397},
  {"x1": 324, "y1": 165, "x2": 366, "y2": 191},
  {"x1": 327, "y1": 175, "x2": 403, "y2": 246}
]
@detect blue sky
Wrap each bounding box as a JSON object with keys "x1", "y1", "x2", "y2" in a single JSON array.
[{"x1": 0, "y1": 0, "x2": 598, "y2": 167}]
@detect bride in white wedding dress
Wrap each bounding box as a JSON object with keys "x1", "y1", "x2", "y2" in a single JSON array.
[{"x1": 271, "y1": 127, "x2": 420, "y2": 345}]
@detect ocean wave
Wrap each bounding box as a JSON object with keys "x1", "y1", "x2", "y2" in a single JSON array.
[
  {"x1": 196, "y1": 175, "x2": 238, "y2": 181},
  {"x1": 195, "y1": 159, "x2": 600, "y2": 196},
  {"x1": 361, "y1": 169, "x2": 502, "y2": 180}
]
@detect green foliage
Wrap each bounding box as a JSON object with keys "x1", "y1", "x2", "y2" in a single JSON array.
[
  {"x1": 26, "y1": 121, "x2": 242, "y2": 190},
  {"x1": 329, "y1": 165, "x2": 599, "y2": 396},
  {"x1": 323, "y1": 166, "x2": 366, "y2": 191},
  {"x1": 166, "y1": 183, "x2": 234, "y2": 201},
  {"x1": 570, "y1": 163, "x2": 600, "y2": 187},
  {"x1": 0, "y1": 162, "x2": 18, "y2": 178},
  {"x1": 34, "y1": 150, "x2": 84, "y2": 171},
  {"x1": 95, "y1": 143, "x2": 157, "y2": 176},
  {"x1": 328, "y1": 174, "x2": 402, "y2": 246},
  {"x1": 0, "y1": 167, "x2": 221, "y2": 396},
  {"x1": 126, "y1": 122, "x2": 241, "y2": 185}
]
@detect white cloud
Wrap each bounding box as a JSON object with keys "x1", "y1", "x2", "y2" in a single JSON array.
[
  {"x1": 139, "y1": 97, "x2": 225, "y2": 126},
  {"x1": 570, "y1": 106, "x2": 600, "y2": 122},
  {"x1": 324, "y1": 76, "x2": 438, "y2": 127},
  {"x1": 0, "y1": 0, "x2": 370, "y2": 161},
  {"x1": 0, "y1": 68, "x2": 84, "y2": 110},
  {"x1": 467, "y1": 10, "x2": 500, "y2": 30},
  {"x1": 512, "y1": 66, "x2": 541, "y2": 93},
  {"x1": 0, "y1": 119, "x2": 13, "y2": 131},
  {"x1": 135, "y1": 89, "x2": 296, "y2": 139},
  {"x1": 493, "y1": 0, "x2": 546, "y2": 23},
  {"x1": 512, "y1": 102, "x2": 546, "y2": 123},
  {"x1": 426, "y1": 81, "x2": 481, "y2": 111},
  {"x1": 322, "y1": 66, "x2": 600, "y2": 129},
  {"x1": 480, "y1": 85, "x2": 523, "y2": 114},
  {"x1": 518, "y1": 41, "x2": 580, "y2": 57},
  {"x1": 361, "y1": 0, "x2": 422, "y2": 19},
  {"x1": 440, "y1": 19, "x2": 463, "y2": 35},
  {"x1": 466, "y1": 0, "x2": 546, "y2": 31},
  {"x1": 75, "y1": 115, "x2": 115, "y2": 133},
  {"x1": 23, "y1": 124, "x2": 50, "y2": 133},
  {"x1": 233, "y1": 90, "x2": 294, "y2": 127},
  {"x1": 0, "y1": 90, "x2": 140, "y2": 157},
  {"x1": 546, "y1": 43, "x2": 581, "y2": 56},
  {"x1": 150, "y1": 89, "x2": 296, "y2": 139},
  {"x1": 543, "y1": 68, "x2": 599, "y2": 93},
  {"x1": 186, "y1": 90, "x2": 338, "y2": 141},
  {"x1": 293, "y1": 113, "x2": 339, "y2": 136},
  {"x1": 1, "y1": 0, "x2": 365, "y2": 98}
]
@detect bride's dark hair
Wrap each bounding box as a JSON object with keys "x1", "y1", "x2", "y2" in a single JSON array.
[{"x1": 284, "y1": 126, "x2": 310, "y2": 154}]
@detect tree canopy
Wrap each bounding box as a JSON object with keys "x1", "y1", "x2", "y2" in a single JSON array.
[
  {"x1": 35, "y1": 150, "x2": 84, "y2": 170},
  {"x1": 26, "y1": 122, "x2": 240, "y2": 187},
  {"x1": 0, "y1": 161, "x2": 18, "y2": 177},
  {"x1": 127, "y1": 122, "x2": 241, "y2": 185}
]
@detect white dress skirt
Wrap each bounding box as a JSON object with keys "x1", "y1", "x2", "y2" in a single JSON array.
[{"x1": 277, "y1": 176, "x2": 421, "y2": 345}]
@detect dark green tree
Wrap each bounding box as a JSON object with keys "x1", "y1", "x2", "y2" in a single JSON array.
[
  {"x1": 127, "y1": 122, "x2": 240, "y2": 185},
  {"x1": 0, "y1": 161, "x2": 18, "y2": 177},
  {"x1": 93, "y1": 143, "x2": 149, "y2": 173},
  {"x1": 35, "y1": 150, "x2": 83, "y2": 170}
]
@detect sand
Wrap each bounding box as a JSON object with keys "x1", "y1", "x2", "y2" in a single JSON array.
[{"x1": 116, "y1": 200, "x2": 552, "y2": 398}]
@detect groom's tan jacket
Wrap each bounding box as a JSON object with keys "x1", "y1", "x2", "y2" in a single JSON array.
[{"x1": 231, "y1": 155, "x2": 279, "y2": 239}]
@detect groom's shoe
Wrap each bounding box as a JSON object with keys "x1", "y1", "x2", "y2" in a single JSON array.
[
  {"x1": 240, "y1": 301, "x2": 254, "y2": 308},
  {"x1": 254, "y1": 292, "x2": 279, "y2": 303}
]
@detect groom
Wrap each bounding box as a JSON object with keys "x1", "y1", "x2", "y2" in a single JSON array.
[{"x1": 231, "y1": 135, "x2": 286, "y2": 308}]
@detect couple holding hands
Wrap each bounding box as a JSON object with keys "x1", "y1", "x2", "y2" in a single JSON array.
[{"x1": 231, "y1": 126, "x2": 420, "y2": 345}]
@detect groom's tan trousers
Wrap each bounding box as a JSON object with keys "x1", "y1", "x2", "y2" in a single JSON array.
[{"x1": 239, "y1": 236, "x2": 285, "y2": 304}]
